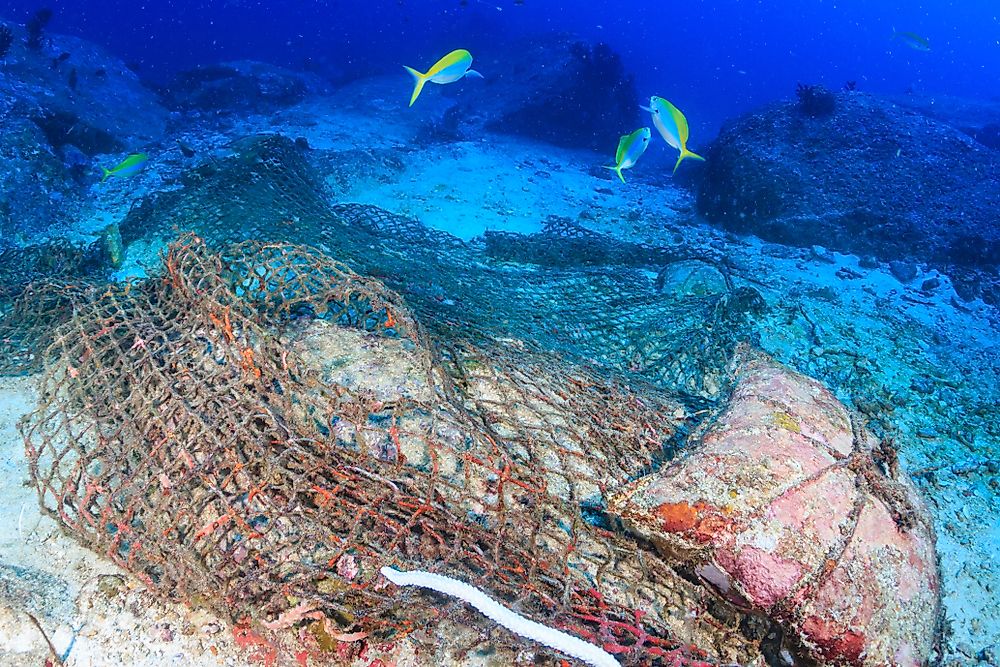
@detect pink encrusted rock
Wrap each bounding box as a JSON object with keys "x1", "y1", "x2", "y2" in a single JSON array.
[{"x1": 609, "y1": 346, "x2": 941, "y2": 666}]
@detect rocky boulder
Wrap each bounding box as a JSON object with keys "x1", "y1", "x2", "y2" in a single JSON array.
[
  {"x1": 890, "y1": 94, "x2": 1000, "y2": 152},
  {"x1": 0, "y1": 18, "x2": 168, "y2": 241},
  {"x1": 159, "y1": 60, "x2": 330, "y2": 113},
  {"x1": 459, "y1": 35, "x2": 639, "y2": 151},
  {"x1": 0, "y1": 20, "x2": 167, "y2": 151},
  {"x1": 697, "y1": 91, "x2": 1000, "y2": 304},
  {"x1": 609, "y1": 347, "x2": 941, "y2": 666}
]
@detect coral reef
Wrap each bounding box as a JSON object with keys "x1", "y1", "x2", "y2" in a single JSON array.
[
  {"x1": 795, "y1": 82, "x2": 836, "y2": 117},
  {"x1": 0, "y1": 112, "x2": 81, "y2": 243},
  {"x1": 697, "y1": 92, "x2": 1000, "y2": 304},
  {"x1": 969, "y1": 122, "x2": 1000, "y2": 150},
  {"x1": 0, "y1": 20, "x2": 167, "y2": 240},
  {"x1": 0, "y1": 24, "x2": 13, "y2": 59},
  {"x1": 25, "y1": 7, "x2": 52, "y2": 51}
]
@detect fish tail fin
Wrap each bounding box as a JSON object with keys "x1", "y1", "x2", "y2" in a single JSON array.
[
  {"x1": 101, "y1": 167, "x2": 111, "y2": 183},
  {"x1": 403, "y1": 65, "x2": 428, "y2": 107},
  {"x1": 603, "y1": 165, "x2": 626, "y2": 183},
  {"x1": 673, "y1": 148, "x2": 705, "y2": 174}
]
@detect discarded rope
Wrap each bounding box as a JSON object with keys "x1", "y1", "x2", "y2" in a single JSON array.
[{"x1": 380, "y1": 566, "x2": 621, "y2": 667}]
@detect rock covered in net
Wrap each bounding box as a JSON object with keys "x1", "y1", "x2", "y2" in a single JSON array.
[
  {"x1": 609, "y1": 347, "x2": 941, "y2": 666},
  {"x1": 22, "y1": 235, "x2": 764, "y2": 665}
]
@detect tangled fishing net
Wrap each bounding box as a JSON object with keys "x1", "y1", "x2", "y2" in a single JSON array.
[{"x1": 6, "y1": 135, "x2": 778, "y2": 664}]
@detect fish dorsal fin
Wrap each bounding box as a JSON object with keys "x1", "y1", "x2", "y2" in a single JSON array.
[
  {"x1": 665, "y1": 100, "x2": 690, "y2": 144},
  {"x1": 615, "y1": 133, "x2": 631, "y2": 164},
  {"x1": 430, "y1": 49, "x2": 472, "y2": 76}
]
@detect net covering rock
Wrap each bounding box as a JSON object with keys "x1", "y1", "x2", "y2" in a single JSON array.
[
  {"x1": 22, "y1": 235, "x2": 761, "y2": 665},
  {"x1": 609, "y1": 347, "x2": 941, "y2": 666}
]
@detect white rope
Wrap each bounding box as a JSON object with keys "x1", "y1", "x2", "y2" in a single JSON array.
[{"x1": 380, "y1": 566, "x2": 621, "y2": 667}]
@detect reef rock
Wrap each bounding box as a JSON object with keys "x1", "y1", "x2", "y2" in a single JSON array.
[
  {"x1": 0, "y1": 20, "x2": 166, "y2": 151},
  {"x1": 470, "y1": 35, "x2": 639, "y2": 150},
  {"x1": 697, "y1": 91, "x2": 1000, "y2": 304},
  {"x1": 0, "y1": 19, "x2": 167, "y2": 240},
  {"x1": 609, "y1": 347, "x2": 941, "y2": 666},
  {"x1": 160, "y1": 60, "x2": 330, "y2": 113},
  {"x1": 891, "y1": 94, "x2": 1000, "y2": 152}
]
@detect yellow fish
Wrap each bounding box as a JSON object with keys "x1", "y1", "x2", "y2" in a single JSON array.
[
  {"x1": 604, "y1": 127, "x2": 651, "y2": 183},
  {"x1": 642, "y1": 96, "x2": 705, "y2": 174},
  {"x1": 101, "y1": 152, "x2": 148, "y2": 182},
  {"x1": 403, "y1": 49, "x2": 483, "y2": 107}
]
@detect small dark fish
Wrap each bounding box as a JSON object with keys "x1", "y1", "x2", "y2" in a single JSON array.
[
  {"x1": 94, "y1": 67, "x2": 107, "y2": 78},
  {"x1": 177, "y1": 140, "x2": 196, "y2": 158},
  {"x1": 50, "y1": 51, "x2": 70, "y2": 69},
  {"x1": 68, "y1": 67, "x2": 77, "y2": 91}
]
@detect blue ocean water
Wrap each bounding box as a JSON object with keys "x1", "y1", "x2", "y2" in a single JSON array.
[
  {"x1": 3, "y1": 0, "x2": 999, "y2": 138},
  {"x1": 1, "y1": 1, "x2": 999, "y2": 665}
]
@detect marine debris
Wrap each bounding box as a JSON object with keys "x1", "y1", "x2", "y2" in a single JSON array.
[
  {"x1": 610, "y1": 347, "x2": 942, "y2": 665},
  {"x1": 380, "y1": 567, "x2": 621, "y2": 667},
  {"x1": 21, "y1": 234, "x2": 761, "y2": 665}
]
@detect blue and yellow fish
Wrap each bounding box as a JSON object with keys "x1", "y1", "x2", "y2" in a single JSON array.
[
  {"x1": 604, "y1": 127, "x2": 651, "y2": 183},
  {"x1": 101, "y1": 153, "x2": 148, "y2": 182},
  {"x1": 892, "y1": 28, "x2": 931, "y2": 52},
  {"x1": 642, "y1": 97, "x2": 705, "y2": 174},
  {"x1": 403, "y1": 49, "x2": 483, "y2": 107}
]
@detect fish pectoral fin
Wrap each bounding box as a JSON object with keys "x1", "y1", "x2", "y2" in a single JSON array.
[
  {"x1": 640, "y1": 105, "x2": 653, "y2": 113},
  {"x1": 403, "y1": 65, "x2": 428, "y2": 107},
  {"x1": 465, "y1": 69, "x2": 484, "y2": 79}
]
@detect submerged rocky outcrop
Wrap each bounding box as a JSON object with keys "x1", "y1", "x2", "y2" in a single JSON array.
[
  {"x1": 452, "y1": 35, "x2": 640, "y2": 151},
  {"x1": 610, "y1": 347, "x2": 942, "y2": 666},
  {"x1": 158, "y1": 60, "x2": 331, "y2": 113},
  {"x1": 0, "y1": 18, "x2": 167, "y2": 242},
  {"x1": 697, "y1": 91, "x2": 1000, "y2": 304}
]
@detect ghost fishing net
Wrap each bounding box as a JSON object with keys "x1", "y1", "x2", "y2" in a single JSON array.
[
  {"x1": 0, "y1": 239, "x2": 110, "y2": 375},
  {"x1": 115, "y1": 134, "x2": 763, "y2": 401},
  {"x1": 12, "y1": 134, "x2": 771, "y2": 664},
  {"x1": 23, "y1": 235, "x2": 762, "y2": 665}
]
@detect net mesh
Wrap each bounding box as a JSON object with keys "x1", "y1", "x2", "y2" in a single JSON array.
[
  {"x1": 116, "y1": 135, "x2": 763, "y2": 401},
  {"x1": 10, "y1": 134, "x2": 771, "y2": 664},
  {"x1": 0, "y1": 239, "x2": 108, "y2": 375}
]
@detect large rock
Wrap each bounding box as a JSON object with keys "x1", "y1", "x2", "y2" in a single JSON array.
[
  {"x1": 0, "y1": 18, "x2": 168, "y2": 241},
  {"x1": 697, "y1": 91, "x2": 1000, "y2": 304},
  {"x1": 0, "y1": 20, "x2": 167, "y2": 150},
  {"x1": 890, "y1": 94, "x2": 1000, "y2": 151},
  {"x1": 609, "y1": 347, "x2": 941, "y2": 666},
  {"x1": 464, "y1": 35, "x2": 639, "y2": 151},
  {"x1": 159, "y1": 60, "x2": 330, "y2": 113}
]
